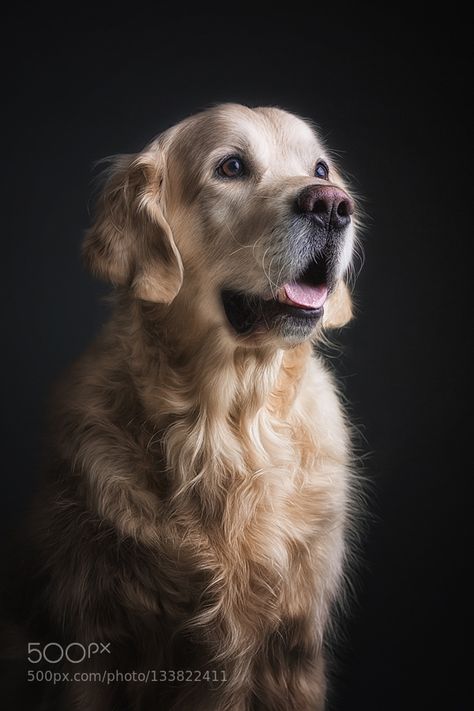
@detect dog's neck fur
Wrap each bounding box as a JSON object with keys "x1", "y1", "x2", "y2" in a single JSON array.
[
  {"x1": 67, "y1": 293, "x2": 347, "y2": 597},
  {"x1": 121, "y1": 296, "x2": 315, "y2": 502},
  {"x1": 126, "y1": 295, "x2": 312, "y2": 420}
]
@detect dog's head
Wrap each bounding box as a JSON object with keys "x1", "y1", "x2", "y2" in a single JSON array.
[{"x1": 84, "y1": 104, "x2": 357, "y2": 347}]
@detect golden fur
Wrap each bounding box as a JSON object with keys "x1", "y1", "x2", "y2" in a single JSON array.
[{"x1": 17, "y1": 104, "x2": 359, "y2": 710}]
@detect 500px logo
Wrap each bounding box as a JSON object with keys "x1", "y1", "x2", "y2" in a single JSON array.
[{"x1": 27, "y1": 642, "x2": 111, "y2": 664}]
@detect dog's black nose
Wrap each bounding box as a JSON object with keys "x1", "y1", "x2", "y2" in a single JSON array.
[{"x1": 296, "y1": 185, "x2": 354, "y2": 229}]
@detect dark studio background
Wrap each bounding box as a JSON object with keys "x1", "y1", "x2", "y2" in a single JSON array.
[{"x1": 2, "y1": 9, "x2": 471, "y2": 711}]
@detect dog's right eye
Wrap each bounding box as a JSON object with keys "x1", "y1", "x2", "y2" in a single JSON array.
[
  {"x1": 217, "y1": 156, "x2": 246, "y2": 179},
  {"x1": 315, "y1": 160, "x2": 329, "y2": 180}
]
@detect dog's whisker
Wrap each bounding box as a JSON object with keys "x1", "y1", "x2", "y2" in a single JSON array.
[
  {"x1": 224, "y1": 221, "x2": 246, "y2": 248},
  {"x1": 261, "y1": 247, "x2": 279, "y2": 298},
  {"x1": 228, "y1": 245, "x2": 254, "y2": 257}
]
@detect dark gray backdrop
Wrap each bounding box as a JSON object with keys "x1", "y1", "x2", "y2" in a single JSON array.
[{"x1": 2, "y1": 9, "x2": 471, "y2": 710}]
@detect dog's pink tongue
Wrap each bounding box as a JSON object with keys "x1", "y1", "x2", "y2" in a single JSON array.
[{"x1": 284, "y1": 282, "x2": 328, "y2": 309}]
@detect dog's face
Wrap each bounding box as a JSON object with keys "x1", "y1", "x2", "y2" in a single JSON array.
[{"x1": 84, "y1": 104, "x2": 357, "y2": 347}]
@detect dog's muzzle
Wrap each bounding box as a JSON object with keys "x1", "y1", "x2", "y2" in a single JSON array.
[
  {"x1": 221, "y1": 251, "x2": 331, "y2": 337},
  {"x1": 221, "y1": 184, "x2": 354, "y2": 339}
]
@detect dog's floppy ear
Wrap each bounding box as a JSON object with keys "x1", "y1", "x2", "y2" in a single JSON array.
[
  {"x1": 323, "y1": 280, "x2": 353, "y2": 328},
  {"x1": 83, "y1": 148, "x2": 183, "y2": 304}
]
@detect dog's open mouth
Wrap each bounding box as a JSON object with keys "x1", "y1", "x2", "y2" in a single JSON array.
[{"x1": 222, "y1": 256, "x2": 329, "y2": 336}]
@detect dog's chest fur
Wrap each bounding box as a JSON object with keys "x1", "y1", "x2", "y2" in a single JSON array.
[
  {"x1": 35, "y1": 325, "x2": 352, "y2": 711},
  {"x1": 133, "y1": 341, "x2": 350, "y2": 656}
]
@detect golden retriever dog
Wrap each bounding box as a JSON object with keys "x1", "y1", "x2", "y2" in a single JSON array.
[{"x1": 14, "y1": 104, "x2": 359, "y2": 710}]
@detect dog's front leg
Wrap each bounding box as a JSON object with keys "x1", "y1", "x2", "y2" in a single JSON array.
[{"x1": 251, "y1": 622, "x2": 327, "y2": 711}]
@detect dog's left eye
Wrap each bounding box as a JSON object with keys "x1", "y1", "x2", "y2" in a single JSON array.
[
  {"x1": 315, "y1": 161, "x2": 329, "y2": 180},
  {"x1": 217, "y1": 156, "x2": 246, "y2": 178}
]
